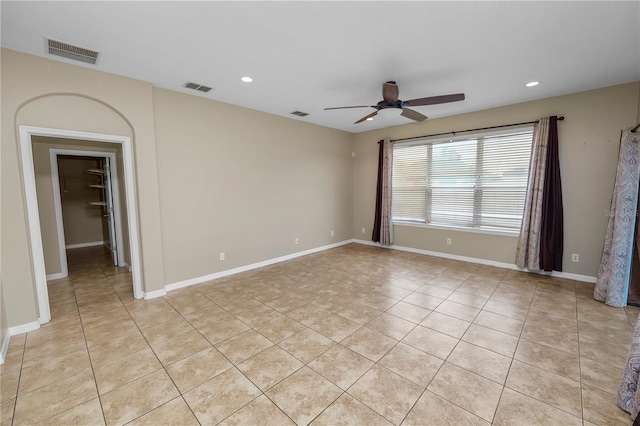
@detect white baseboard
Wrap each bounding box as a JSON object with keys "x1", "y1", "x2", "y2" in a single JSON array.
[
  {"x1": 538, "y1": 270, "x2": 596, "y2": 284},
  {"x1": 354, "y1": 239, "x2": 596, "y2": 284},
  {"x1": 143, "y1": 289, "x2": 167, "y2": 300},
  {"x1": 1, "y1": 321, "x2": 43, "y2": 359},
  {"x1": 65, "y1": 241, "x2": 104, "y2": 249},
  {"x1": 165, "y1": 240, "x2": 354, "y2": 293},
  {"x1": 122, "y1": 262, "x2": 132, "y2": 272},
  {"x1": 46, "y1": 272, "x2": 67, "y2": 281},
  {"x1": 9, "y1": 320, "x2": 41, "y2": 336},
  {"x1": 0, "y1": 331, "x2": 10, "y2": 364}
]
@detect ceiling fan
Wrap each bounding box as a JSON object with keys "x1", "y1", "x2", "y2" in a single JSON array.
[{"x1": 324, "y1": 81, "x2": 465, "y2": 124}]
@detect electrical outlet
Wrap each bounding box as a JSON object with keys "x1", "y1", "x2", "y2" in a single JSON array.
[
  {"x1": 361, "y1": 227, "x2": 366, "y2": 234},
  {"x1": 571, "y1": 253, "x2": 579, "y2": 262},
  {"x1": 446, "y1": 238, "x2": 452, "y2": 245},
  {"x1": 295, "y1": 237, "x2": 299, "y2": 245},
  {"x1": 219, "y1": 252, "x2": 225, "y2": 261},
  {"x1": 330, "y1": 230, "x2": 335, "y2": 237}
]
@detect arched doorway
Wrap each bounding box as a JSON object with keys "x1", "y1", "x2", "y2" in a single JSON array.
[{"x1": 16, "y1": 95, "x2": 142, "y2": 324}]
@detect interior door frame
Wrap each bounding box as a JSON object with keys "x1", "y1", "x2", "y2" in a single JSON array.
[
  {"x1": 49, "y1": 149, "x2": 126, "y2": 278},
  {"x1": 19, "y1": 126, "x2": 143, "y2": 324}
]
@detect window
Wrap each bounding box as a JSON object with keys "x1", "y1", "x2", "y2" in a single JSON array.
[{"x1": 392, "y1": 127, "x2": 533, "y2": 233}]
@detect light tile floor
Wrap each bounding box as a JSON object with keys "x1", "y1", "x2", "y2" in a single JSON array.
[{"x1": 1, "y1": 244, "x2": 637, "y2": 425}]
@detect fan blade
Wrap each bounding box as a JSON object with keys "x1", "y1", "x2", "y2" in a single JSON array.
[
  {"x1": 401, "y1": 108, "x2": 428, "y2": 122},
  {"x1": 355, "y1": 110, "x2": 378, "y2": 124},
  {"x1": 405, "y1": 93, "x2": 465, "y2": 107},
  {"x1": 382, "y1": 81, "x2": 399, "y2": 102},
  {"x1": 324, "y1": 105, "x2": 375, "y2": 110}
]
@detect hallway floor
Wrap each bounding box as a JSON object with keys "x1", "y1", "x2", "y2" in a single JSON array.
[{"x1": 0, "y1": 244, "x2": 636, "y2": 425}]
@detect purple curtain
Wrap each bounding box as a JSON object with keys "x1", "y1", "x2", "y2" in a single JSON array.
[
  {"x1": 540, "y1": 116, "x2": 564, "y2": 271},
  {"x1": 372, "y1": 140, "x2": 393, "y2": 245},
  {"x1": 372, "y1": 140, "x2": 384, "y2": 243}
]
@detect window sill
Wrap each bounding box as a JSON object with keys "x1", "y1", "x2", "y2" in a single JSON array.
[{"x1": 392, "y1": 220, "x2": 520, "y2": 237}]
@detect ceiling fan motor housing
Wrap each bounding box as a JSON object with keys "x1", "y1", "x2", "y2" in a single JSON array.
[{"x1": 377, "y1": 100, "x2": 404, "y2": 110}]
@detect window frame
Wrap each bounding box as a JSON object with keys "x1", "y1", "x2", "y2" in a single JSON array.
[{"x1": 391, "y1": 126, "x2": 534, "y2": 235}]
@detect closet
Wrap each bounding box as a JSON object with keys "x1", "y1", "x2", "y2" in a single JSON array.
[{"x1": 58, "y1": 155, "x2": 117, "y2": 265}]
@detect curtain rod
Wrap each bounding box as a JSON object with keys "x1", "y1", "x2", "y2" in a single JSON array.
[
  {"x1": 632, "y1": 122, "x2": 640, "y2": 133},
  {"x1": 386, "y1": 116, "x2": 565, "y2": 143}
]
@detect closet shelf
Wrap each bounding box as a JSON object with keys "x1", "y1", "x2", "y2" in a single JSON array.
[
  {"x1": 85, "y1": 166, "x2": 108, "y2": 209},
  {"x1": 84, "y1": 169, "x2": 106, "y2": 176}
]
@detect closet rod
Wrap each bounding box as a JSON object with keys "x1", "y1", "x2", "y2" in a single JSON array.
[
  {"x1": 632, "y1": 122, "x2": 640, "y2": 133},
  {"x1": 385, "y1": 116, "x2": 565, "y2": 143}
]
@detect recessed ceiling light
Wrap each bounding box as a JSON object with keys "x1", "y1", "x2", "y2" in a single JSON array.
[
  {"x1": 366, "y1": 117, "x2": 374, "y2": 121},
  {"x1": 526, "y1": 81, "x2": 540, "y2": 87},
  {"x1": 241, "y1": 76, "x2": 253, "y2": 83}
]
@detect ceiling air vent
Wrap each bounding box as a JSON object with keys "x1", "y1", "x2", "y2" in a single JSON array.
[
  {"x1": 290, "y1": 111, "x2": 309, "y2": 117},
  {"x1": 46, "y1": 38, "x2": 100, "y2": 65},
  {"x1": 183, "y1": 82, "x2": 213, "y2": 93}
]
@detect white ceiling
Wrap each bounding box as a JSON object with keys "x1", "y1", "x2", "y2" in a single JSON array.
[{"x1": 2, "y1": 1, "x2": 639, "y2": 133}]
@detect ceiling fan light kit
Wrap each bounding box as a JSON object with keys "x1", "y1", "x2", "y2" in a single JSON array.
[
  {"x1": 377, "y1": 108, "x2": 403, "y2": 119},
  {"x1": 324, "y1": 81, "x2": 465, "y2": 125}
]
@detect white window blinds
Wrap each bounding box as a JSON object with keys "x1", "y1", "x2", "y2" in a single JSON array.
[{"x1": 392, "y1": 127, "x2": 533, "y2": 233}]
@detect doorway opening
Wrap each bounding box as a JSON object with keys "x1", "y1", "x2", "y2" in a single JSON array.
[
  {"x1": 19, "y1": 126, "x2": 143, "y2": 324},
  {"x1": 49, "y1": 150, "x2": 127, "y2": 279}
]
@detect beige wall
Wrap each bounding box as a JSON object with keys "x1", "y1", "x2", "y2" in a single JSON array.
[
  {"x1": 0, "y1": 51, "x2": 4, "y2": 345},
  {"x1": 2, "y1": 49, "x2": 165, "y2": 326},
  {"x1": 153, "y1": 88, "x2": 354, "y2": 284},
  {"x1": 353, "y1": 82, "x2": 640, "y2": 277},
  {"x1": 0, "y1": 285, "x2": 7, "y2": 357}
]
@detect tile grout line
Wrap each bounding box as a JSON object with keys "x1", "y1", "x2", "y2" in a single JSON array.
[
  {"x1": 28, "y1": 262, "x2": 110, "y2": 425},
  {"x1": 427, "y1": 269, "x2": 508, "y2": 424},
  {"x1": 500, "y1": 278, "x2": 585, "y2": 422},
  {"x1": 397, "y1": 266, "x2": 503, "y2": 425},
  {"x1": 7, "y1": 331, "x2": 27, "y2": 426},
  {"x1": 575, "y1": 279, "x2": 587, "y2": 425},
  {"x1": 85, "y1": 264, "x2": 111, "y2": 426},
  {"x1": 94, "y1": 307, "x2": 109, "y2": 423},
  {"x1": 488, "y1": 273, "x2": 535, "y2": 424},
  {"x1": 117, "y1": 289, "x2": 205, "y2": 424}
]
